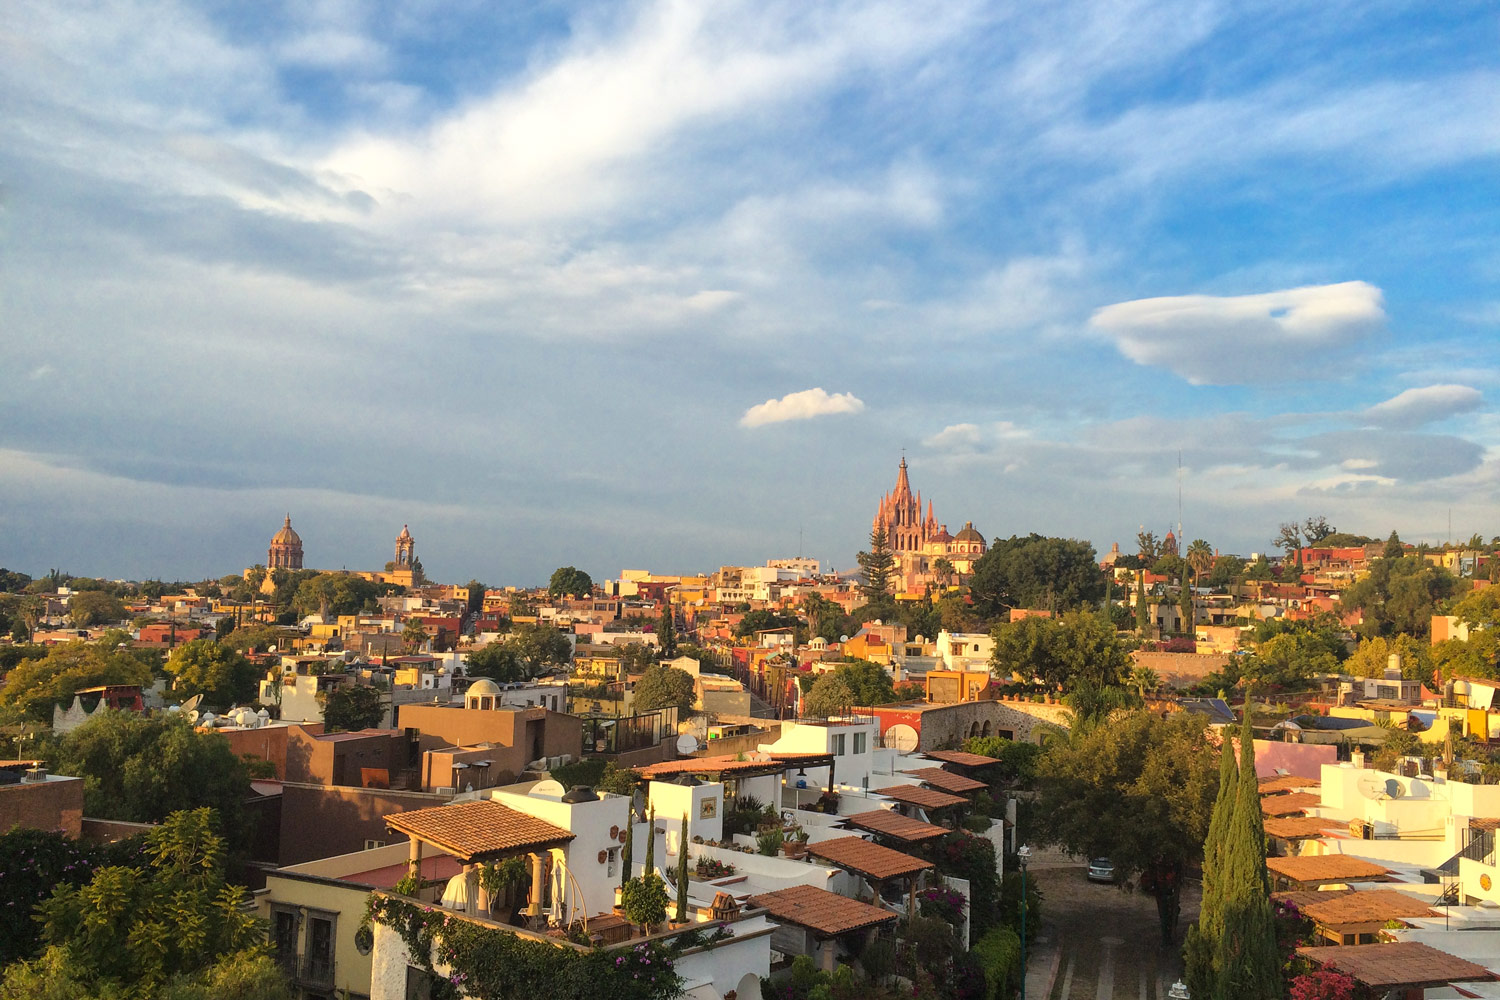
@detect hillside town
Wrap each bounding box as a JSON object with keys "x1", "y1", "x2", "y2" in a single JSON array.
[{"x1": 3, "y1": 458, "x2": 1500, "y2": 1000}]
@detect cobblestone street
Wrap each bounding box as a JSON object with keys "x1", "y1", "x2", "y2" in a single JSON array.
[{"x1": 1020, "y1": 848, "x2": 1200, "y2": 1000}]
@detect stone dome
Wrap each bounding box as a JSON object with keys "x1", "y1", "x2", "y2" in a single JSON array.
[
  {"x1": 954, "y1": 521, "x2": 984, "y2": 543},
  {"x1": 467, "y1": 678, "x2": 501, "y2": 697},
  {"x1": 271, "y1": 514, "x2": 301, "y2": 546}
]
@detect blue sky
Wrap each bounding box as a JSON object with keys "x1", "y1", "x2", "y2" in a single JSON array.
[{"x1": 2, "y1": 0, "x2": 1498, "y2": 585}]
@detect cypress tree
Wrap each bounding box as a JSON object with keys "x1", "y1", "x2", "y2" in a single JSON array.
[
  {"x1": 1213, "y1": 716, "x2": 1280, "y2": 1000},
  {"x1": 1184, "y1": 734, "x2": 1240, "y2": 996},
  {"x1": 1136, "y1": 573, "x2": 1150, "y2": 634},
  {"x1": 621, "y1": 803, "x2": 634, "y2": 889},
  {"x1": 644, "y1": 802, "x2": 656, "y2": 875},
  {"x1": 675, "y1": 812, "x2": 689, "y2": 922}
]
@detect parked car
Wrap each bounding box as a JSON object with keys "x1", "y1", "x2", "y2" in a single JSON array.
[{"x1": 1087, "y1": 858, "x2": 1115, "y2": 883}]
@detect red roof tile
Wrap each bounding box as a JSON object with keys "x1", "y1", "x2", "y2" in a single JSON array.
[
  {"x1": 749, "y1": 884, "x2": 897, "y2": 937},
  {"x1": 385, "y1": 800, "x2": 574, "y2": 862},
  {"x1": 923, "y1": 750, "x2": 999, "y2": 768},
  {"x1": 900, "y1": 767, "x2": 988, "y2": 793},
  {"x1": 1261, "y1": 792, "x2": 1321, "y2": 817},
  {"x1": 1266, "y1": 856, "x2": 1390, "y2": 885},
  {"x1": 806, "y1": 836, "x2": 933, "y2": 881},
  {"x1": 1296, "y1": 942, "x2": 1493, "y2": 989},
  {"x1": 846, "y1": 810, "x2": 950, "y2": 842}
]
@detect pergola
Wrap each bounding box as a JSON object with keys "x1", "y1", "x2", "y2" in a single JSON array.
[
  {"x1": 749, "y1": 884, "x2": 897, "y2": 971},
  {"x1": 1296, "y1": 941, "x2": 1494, "y2": 997},
  {"x1": 1266, "y1": 855, "x2": 1391, "y2": 890},
  {"x1": 807, "y1": 835, "x2": 933, "y2": 913},
  {"x1": 845, "y1": 810, "x2": 950, "y2": 846},
  {"x1": 874, "y1": 784, "x2": 968, "y2": 813},
  {"x1": 900, "y1": 767, "x2": 988, "y2": 795},
  {"x1": 1297, "y1": 889, "x2": 1438, "y2": 945},
  {"x1": 387, "y1": 800, "x2": 575, "y2": 926},
  {"x1": 1260, "y1": 791, "x2": 1321, "y2": 817},
  {"x1": 922, "y1": 750, "x2": 999, "y2": 772},
  {"x1": 1263, "y1": 815, "x2": 1341, "y2": 850},
  {"x1": 632, "y1": 752, "x2": 839, "y2": 797}
]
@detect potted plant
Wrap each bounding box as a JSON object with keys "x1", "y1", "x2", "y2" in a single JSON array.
[
  {"x1": 756, "y1": 829, "x2": 784, "y2": 857},
  {"x1": 619, "y1": 873, "x2": 669, "y2": 933},
  {"x1": 780, "y1": 825, "x2": 810, "y2": 858}
]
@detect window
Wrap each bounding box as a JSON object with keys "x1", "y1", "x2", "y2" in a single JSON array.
[
  {"x1": 305, "y1": 914, "x2": 335, "y2": 984},
  {"x1": 271, "y1": 908, "x2": 298, "y2": 968},
  {"x1": 853, "y1": 732, "x2": 866, "y2": 754},
  {"x1": 832, "y1": 734, "x2": 846, "y2": 755},
  {"x1": 364, "y1": 839, "x2": 386, "y2": 850},
  {"x1": 406, "y1": 966, "x2": 435, "y2": 1000}
]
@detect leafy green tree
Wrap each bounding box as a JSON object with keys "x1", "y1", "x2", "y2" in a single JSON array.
[
  {"x1": 0, "y1": 634, "x2": 154, "y2": 721},
  {"x1": 16, "y1": 809, "x2": 267, "y2": 997},
  {"x1": 164, "y1": 639, "x2": 257, "y2": 710},
  {"x1": 633, "y1": 664, "x2": 695, "y2": 715},
  {"x1": 800, "y1": 592, "x2": 852, "y2": 644},
  {"x1": 1339, "y1": 553, "x2": 1459, "y2": 639},
  {"x1": 857, "y1": 525, "x2": 897, "y2": 607},
  {"x1": 802, "y1": 675, "x2": 855, "y2": 718},
  {"x1": 1207, "y1": 555, "x2": 1246, "y2": 588},
  {"x1": 1239, "y1": 632, "x2": 1338, "y2": 689},
  {"x1": 504, "y1": 622, "x2": 573, "y2": 677},
  {"x1": 402, "y1": 620, "x2": 429, "y2": 653},
  {"x1": 464, "y1": 579, "x2": 486, "y2": 616},
  {"x1": 68, "y1": 590, "x2": 126, "y2": 627},
  {"x1": 548, "y1": 566, "x2": 594, "y2": 600},
  {"x1": 466, "y1": 642, "x2": 524, "y2": 682},
  {"x1": 51, "y1": 713, "x2": 252, "y2": 841},
  {"x1": 1129, "y1": 665, "x2": 1160, "y2": 700},
  {"x1": 962, "y1": 736, "x2": 1042, "y2": 786},
  {"x1": 1346, "y1": 634, "x2": 1433, "y2": 681},
  {"x1": 1137, "y1": 530, "x2": 1162, "y2": 563},
  {"x1": 321, "y1": 684, "x2": 385, "y2": 732},
  {"x1": 933, "y1": 557, "x2": 956, "y2": 587},
  {"x1": 990, "y1": 609, "x2": 1129, "y2": 691},
  {"x1": 1274, "y1": 522, "x2": 1304, "y2": 570},
  {"x1": 1186, "y1": 539, "x2": 1215, "y2": 581},
  {"x1": 1450, "y1": 586, "x2": 1500, "y2": 628},
  {"x1": 968, "y1": 534, "x2": 1104, "y2": 621},
  {"x1": 1433, "y1": 631, "x2": 1500, "y2": 682},
  {"x1": 827, "y1": 658, "x2": 897, "y2": 706},
  {"x1": 1035, "y1": 709, "x2": 1217, "y2": 942},
  {"x1": 735, "y1": 609, "x2": 805, "y2": 641},
  {"x1": 1303, "y1": 516, "x2": 1336, "y2": 544},
  {"x1": 0, "y1": 829, "x2": 113, "y2": 965},
  {"x1": 289, "y1": 573, "x2": 385, "y2": 619},
  {"x1": 657, "y1": 603, "x2": 678, "y2": 659}
]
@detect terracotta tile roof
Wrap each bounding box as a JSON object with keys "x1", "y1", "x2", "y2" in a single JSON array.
[
  {"x1": 1261, "y1": 792, "x2": 1322, "y2": 817},
  {"x1": 1471, "y1": 817, "x2": 1500, "y2": 832},
  {"x1": 1263, "y1": 815, "x2": 1341, "y2": 840},
  {"x1": 1299, "y1": 889, "x2": 1437, "y2": 926},
  {"x1": 1258, "y1": 774, "x2": 1321, "y2": 793},
  {"x1": 749, "y1": 884, "x2": 897, "y2": 937},
  {"x1": 1267, "y1": 856, "x2": 1390, "y2": 885},
  {"x1": 385, "y1": 800, "x2": 574, "y2": 862},
  {"x1": 632, "y1": 755, "x2": 788, "y2": 778},
  {"x1": 1296, "y1": 942, "x2": 1494, "y2": 989},
  {"x1": 874, "y1": 785, "x2": 968, "y2": 810},
  {"x1": 1273, "y1": 889, "x2": 1355, "y2": 910},
  {"x1": 901, "y1": 767, "x2": 988, "y2": 793},
  {"x1": 846, "y1": 810, "x2": 950, "y2": 842},
  {"x1": 806, "y1": 836, "x2": 933, "y2": 880},
  {"x1": 923, "y1": 750, "x2": 998, "y2": 768}
]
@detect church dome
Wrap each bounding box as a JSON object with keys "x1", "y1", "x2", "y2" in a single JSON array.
[
  {"x1": 467, "y1": 678, "x2": 501, "y2": 697},
  {"x1": 271, "y1": 515, "x2": 301, "y2": 546},
  {"x1": 954, "y1": 521, "x2": 984, "y2": 543}
]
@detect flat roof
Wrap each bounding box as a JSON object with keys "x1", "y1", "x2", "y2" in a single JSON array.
[
  {"x1": 386, "y1": 800, "x2": 574, "y2": 862},
  {"x1": 1261, "y1": 792, "x2": 1321, "y2": 817},
  {"x1": 1267, "y1": 856, "x2": 1390, "y2": 885},
  {"x1": 806, "y1": 836, "x2": 933, "y2": 881},
  {"x1": 846, "y1": 810, "x2": 950, "y2": 843},
  {"x1": 1296, "y1": 942, "x2": 1494, "y2": 989},
  {"x1": 874, "y1": 785, "x2": 968, "y2": 810},
  {"x1": 749, "y1": 884, "x2": 897, "y2": 937},
  {"x1": 343, "y1": 854, "x2": 464, "y2": 889},
  {"x1": 900, "y1": 767, "x2": 988, "y2": 794}
]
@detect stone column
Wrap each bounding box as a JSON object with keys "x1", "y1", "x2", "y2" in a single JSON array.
[{"x1": 528, "y1": 852, "x2": 545, "y2": 919}]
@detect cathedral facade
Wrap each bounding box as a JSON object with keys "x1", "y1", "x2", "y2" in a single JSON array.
[{"x1": 871, "y1": 458, "x2": 986, "y2": 593}]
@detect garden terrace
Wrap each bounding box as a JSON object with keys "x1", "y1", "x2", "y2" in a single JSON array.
[
  {"x1": 1295, "y1": 941, "x2": 1494, "y2": 991},
  {"x1": 874, "y1": 784, "x2": 967, "y2": 811},
  {"x1": 845, "y1": 810, "x2": 950, "y2": 845},
  {"x1": 1267, "y1": 855, "x2": 1391, "y2": 889},
  {"x1": 900, "y1": 767, "x2": 987, "y2": 794}
]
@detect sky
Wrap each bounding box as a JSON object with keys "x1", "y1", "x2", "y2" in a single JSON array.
[{"x1": 2, "y1": 1, "x2": 1499, "y2": 586}]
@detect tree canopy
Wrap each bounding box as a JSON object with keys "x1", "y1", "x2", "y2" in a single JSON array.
[
  {"x1": 1339, "y1": 553, "x2": 1460, "y2": 639},
  {"x1": 633, "y1": 664, "x2": 695, "y2": 715},
  {"x1": 0, "y1": 633, "x2": 155, "y2": 721},
  {"x1": 164, "y1": 639, "x2": 257, "y2": 710},
  {"x1": 989, "y1": 608, "x2": 1129, "y2": 691},
  {"x1": 51, "y1": 713, "x2": 252, "y2": 842},
  {"x1": 548, "y1": 566, "x2": 594, "y2": 600},
  {"x1": 289, "y1": 572, "x2": 390, "y2": 619},
  {"x1": 802, "y1": 675, "x2": 856, "y2": 718},
  {"x1": 1035, "y1": 709, "x2": 1218, "y2": 942},
  {"x1": 968, "y1": 534, "x2": 1104, "y2": 621},
  {"x1": 505, "y1": 622, "x2": 573, "y2": 677},
  {"x1": 68, "y1": 590, "x2": 126, "y2": 627},
  {"x1": 824, "y1": 658, "x2": 897, "y2": 707},
  {"x1": 2, "y1": 809, "x2": 280, "y2": 1000},
  {"x1": 322, "y1": 684, "x2": 385, "y2": 732}
]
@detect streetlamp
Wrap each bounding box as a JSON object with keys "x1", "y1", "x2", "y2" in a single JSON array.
[{"x1": 1018, "y1": 844, "x2": 1031, "y2": 1000}]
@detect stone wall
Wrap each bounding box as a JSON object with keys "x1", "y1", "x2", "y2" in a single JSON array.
[
  {"x1": 1130, "y1": 650, "x2": 1231, "y2": 688},
  {"x1": 0, "y1": 775, "x2": 84, "y2": 838}
]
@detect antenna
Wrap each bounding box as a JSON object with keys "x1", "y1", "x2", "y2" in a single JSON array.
[{"x1": 1177, "y1": 450, "x2": 1184, "y2": 542}]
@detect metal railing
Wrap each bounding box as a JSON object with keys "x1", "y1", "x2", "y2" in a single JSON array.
[{"x1": 299, "y1": 953, "x2": 335, "y2": 989}]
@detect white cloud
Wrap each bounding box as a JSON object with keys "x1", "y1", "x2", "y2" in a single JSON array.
[
  {"x1": 27, "y1": 365, "x2": 54, "y2": 380},
  {"x1": 1360, "y1": 384, "x2": 1483, "y2": 428},
  {"x1": 924, "y1": 423, "x2": 982, "y2": 451},
  {"x1": 740, "y1": 388, "x2": 865, "y2": 428},
  {"x1": 1090, "y1": 281, "x2": 1385, "y2": 384}
]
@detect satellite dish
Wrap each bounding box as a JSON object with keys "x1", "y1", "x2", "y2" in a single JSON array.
[
  {"x1": 839, "y1": 635, "x2": 849, "y2": 643},
  {"x1": 530, "y1": 779, "x2": 566, "y2": 800},
  {"x1": 1356, "y1": 772, "x2": 1395, "y2": 800},
  {"x1": 676, "y1": 734, "x2": 700, "y2": 755},
  {"x1": 180, "y1": 693, "x2": 203, "y2": 714},
  {"x1": 1387, "y1": 780, "x2": 1405, "y2": 799},
  {"x1": 883, "y1": 724, "x2": 919, "y2": 753}
]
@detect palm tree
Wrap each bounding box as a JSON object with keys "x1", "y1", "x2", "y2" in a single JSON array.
[
  {"x1": 1187, "y1": 539, "x2": 1214, "y2": 582},
  {"x1": 933, "y1": 557, "x2": 955, "y2": 588},
  {"x1": 1129, "y1": 665, "x2": 1160, "y2": 701},
  {"x1": 402, "y1": 620, "x2": 429, "y2": 654}
]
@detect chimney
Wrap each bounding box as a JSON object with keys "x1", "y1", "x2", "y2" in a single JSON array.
[
  {"x1": 1351, "y1": 751, "x2": 1365, "y2": 769},
  {"x1": 22, "y1": 766, "x2": 47, "y2": 783}
]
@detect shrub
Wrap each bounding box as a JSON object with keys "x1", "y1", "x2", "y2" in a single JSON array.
[
  {"x1": 756, "y1": 829, "x2": 784, "y2": 856},
  {"x1": 970, "y1": 927, "x2": 1021, "y2": 1000},
  {"x1": 619, "y1": 873, "x2": 669, "y2": 928}
]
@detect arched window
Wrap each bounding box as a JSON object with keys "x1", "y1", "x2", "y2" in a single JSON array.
[
  {"x1": 968, "y1": 722, "x2": 980, "y2": 738},
  {"x1": 981, "y1": 721, "x2": 992, "y2": 737}
]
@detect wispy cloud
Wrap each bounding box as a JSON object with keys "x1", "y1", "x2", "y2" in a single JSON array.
[
  {"x1": 1091, "y1": 282, "x2": 1386, "y2": 385},
  {"x1": 740, "y1": 388, "x2": 865, "y2": 428}
]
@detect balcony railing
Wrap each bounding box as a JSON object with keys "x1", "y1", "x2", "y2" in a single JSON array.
[{"x1": 299, "y1": 953, "x2": 335, "y2": 989}]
